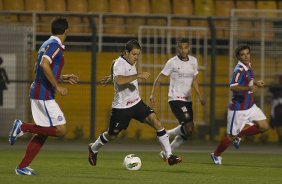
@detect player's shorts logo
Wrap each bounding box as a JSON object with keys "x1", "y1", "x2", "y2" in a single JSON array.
[{"x1": 57, "y1": 116, "x2": 63, "y2": 121}]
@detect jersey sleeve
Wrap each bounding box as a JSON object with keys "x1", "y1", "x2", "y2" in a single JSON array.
[
  {"x1": 42, "y1": 43, "x2": 60, "y2": 64},
  {"x1": 230, "y1": 68, "x2": 244, "y2": 87},
  {"x1": 161, "y1": 59, "x2": 173, "y2": 76},
  {"x1": 113, "y1": 60, "x2": 126, "y2": 77},
  {"x1": 193, "y1": 58, "x2": 199, "y2": 76}
]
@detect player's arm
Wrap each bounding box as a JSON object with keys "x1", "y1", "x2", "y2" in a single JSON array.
[
  {"x1": 230, "y1": 84, "x2": 257, "y2": 93},
  {"x1": 40, "y1": 57, "x2": 67, "y2": 95},
  {"x1": 192, "y1": 74, "x2": 206, "y2": 105},
  {"x1": 149, "y1": 73, "x2": 166, "y2": 107},
  {"x1": 114, "y1": 72, "x2": 150, "y2": 85}
]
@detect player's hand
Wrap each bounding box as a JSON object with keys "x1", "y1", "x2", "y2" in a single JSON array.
[
  {"x1": 199, "y1": 97, "x2": 206, "y2": 106},
  {"x1": 255, "y1": 80, "x2": 265, "y2": 88},
  {"x1": 56, "y1": 86, "x2": 68, "y2": 96},
  {"x1": 248, "y1": 85, "x2": 258, "y2": 93},
  {"x1": 61, "y1": 74, "x2": 79, "y2": 84},
  {"x1": 137, "y1": 72, "x2": 150, "y2": 80}
]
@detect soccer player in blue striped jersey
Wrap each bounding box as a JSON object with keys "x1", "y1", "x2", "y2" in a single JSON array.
[
  {"x1": 210, "y1": 45, "x2": 269, "y2": 165},
  {"x1": 8, "y1": 17, "x2": 79, "y2": 175}
]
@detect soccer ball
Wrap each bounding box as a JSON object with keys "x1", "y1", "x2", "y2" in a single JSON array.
[{"x1": 123, "y1": 154, "x2": 142, "y2": 171}]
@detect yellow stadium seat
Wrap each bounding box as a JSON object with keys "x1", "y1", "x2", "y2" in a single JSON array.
[
  {"x1": 126, "y1": 0, "x2": 150, "y2": 34},
  {"x1": 279, "y1": 1, "x2": 282, "y2": 9},
  {"x1": 214, "y1": 0, "x2": 234, "y2": 38},
  {"x1": 67, "y1": 0, "x2": 87, "y2": 12},
  {"x1": 20, "y1": 0, "x2": 45, "y2": 31},
  {"x1": 257, "y1": 0, "x2": 277, "y2": 17},
  {"x1": 172, "y1": 0, "x2": 193, "y2": 15},
  {"x1": 0, "y1": 0, "x2": 3, "y2": 10},
  {"x1": 104, "y1": 0, "x2": 129, "y2": 35},
  {"x1": 3, "y1": 0, "x2": 24, "y2": 22},
  {"x1": 40, "y1": 0, "x2": 66, "y2": 33},
  {"x1": 3, "y1": 0, "x2": 24, "y2": 10},
  {"x1": 25, "y1": 0, "x2": 45, "y2": 11},
  {"x1": 194, "y1": 0, "x2": 215, "y2": 16},
  {"x1": 235, "y1": 0, "x2": 256, "y2": 16},
  {"x1": 88, "y1": 0, "x2": 109, "y2": 12},
  {"x1": 171, "y1": 0, "x2": 193, "y2": 35},
  {"x1": 148, "y1": 0, "x2": 171, "y2": 26},
  {"x1": 46, "y1": 0, "x2": 66, "y2": 11},
  {"x1": 66, "y1": 0, "x2": 88, "y2": 33}
]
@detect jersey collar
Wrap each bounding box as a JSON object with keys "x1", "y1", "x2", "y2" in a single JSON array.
[
  {"x1": 177, "y1": 55, "x2": 189, "y2": 62},
  {"x1": 238, "y1": 61, "x2": 251, "y2": 71},
  {"x1": 49, "y1": 35, "x2": 65, "y2": 50}
]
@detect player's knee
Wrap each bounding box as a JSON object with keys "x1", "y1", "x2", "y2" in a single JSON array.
[
  {"x1": 56, "y1": 125, "x2": 67, "y2": 137},
  {"x1": 259, "y1": 121, "x2": 270, "y2": 132}
]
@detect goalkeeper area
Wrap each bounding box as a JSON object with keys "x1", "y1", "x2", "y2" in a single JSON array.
[{"x1": 0, "y1": 140, "x2": 281, "y2": 184}]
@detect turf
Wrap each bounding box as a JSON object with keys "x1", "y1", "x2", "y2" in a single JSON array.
[{"x1": 0, "y1": 148, "x2": 282, "y2": 184}]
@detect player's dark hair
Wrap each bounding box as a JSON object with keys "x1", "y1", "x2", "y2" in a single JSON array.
[
  {"x1": 176, "y1": 37, "x2": 189, "y2": 45},
  {"x1": 235, "y1": 45, "x2": 251, "y2": 60},
  {"x1": 51, "y1": 17, "x2": 68, "y2": 35},
  {"x1": 124, "y1": 39, "x2": 141, "y2": 52}
]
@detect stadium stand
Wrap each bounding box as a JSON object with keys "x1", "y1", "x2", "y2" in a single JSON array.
[
  {"x1": 148, "y1": 0, "x2": 171, "y2": 26},
  {"x1": 191, "y1": 0, "x2": 214, "y2": 36},
  {"x1": 126, "y1": 0, "x2": 150, "y2": 34},
  {"x1": 88, "y1": 0, "x2": 109, "y2": 12},
  {"x1": 234, "y1": 0, "x2": 256, "y2": 39},
  {"x1": 3, "y1": 0, "x2": 24, "y2": 22},
  {"x1": 104, "y1": 0, "x2": 129, "y2": 34},
  {"x1": 214, "y1": 0, "x2": 235, "y2": 38},
  {"x1": 171, "y1": 0, "x2": 192, "y2": 30},
  {"x1": 66, "y1": 0, "x2": 88, "y2": 33},
  {"x1": 40, "y1": 0, "x2": 66, "y2": 33}
]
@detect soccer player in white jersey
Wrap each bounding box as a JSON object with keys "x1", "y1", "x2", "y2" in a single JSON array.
[
  {"x1": 210, "y1": 45, "x2": 269, "y2": 165},
  {"x1": 150, "y1": 38, "x2": 206, "y2": 160},
  {"x1": 88, "y1": 39, "x2": 182, "y2": 166}
]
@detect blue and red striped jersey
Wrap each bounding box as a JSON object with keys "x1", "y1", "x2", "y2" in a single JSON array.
[
  {"x1": 30, "y1": 36, "x2": 65, "y2": 100},
  {"x1": 229, "y1": 61, "x2": 254, "y2": 110}
]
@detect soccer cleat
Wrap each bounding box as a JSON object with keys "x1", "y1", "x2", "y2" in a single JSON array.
[
  {"x1": 159, "y1": 151, "x2": 166, "y2": 162},
  {"x1": 9, "y1": 119, "x2": 24, "y2": 145},
  {"x1": 167, "y1": 154, "x2": 182, "y2": 165},
  {"x1": 210, "y1": 153, "x2": 222, "y2": 165},
  {"x1": 15, "y1": 166, "x2": 36, "y2": 176},
  {"x1": 88, "y1": 143, "x2": 98, "y2": 166},
  {"x1": 233, "y1": 137, "x2": 241, "y2": 149}
]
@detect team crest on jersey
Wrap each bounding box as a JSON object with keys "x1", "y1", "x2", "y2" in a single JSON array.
[{"x1": 57, "y1": 116, "x2": 63, "y2": 121}]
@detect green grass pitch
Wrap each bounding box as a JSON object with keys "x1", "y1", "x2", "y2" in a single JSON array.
[{"x1": 1, "y1": 144, "x2": 282, "y2": 184}]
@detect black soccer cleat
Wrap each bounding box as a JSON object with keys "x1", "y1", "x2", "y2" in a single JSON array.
[
  {"x1": 88, "y1": 143, "x2": 98, "y2": 166},
  {"x1": 167, "y1": 154, "x2": 182, "y2": 166}
]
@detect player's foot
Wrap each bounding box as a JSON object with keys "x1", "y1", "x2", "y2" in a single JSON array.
[
  {"x1": 210, "y1": 153, "x2": 222, "y2": 165},
  {"x1": 88, "y1": 143, "x2": 98, "y2": 166},
  {"x1": 159, "y1": 151, "x2": 166, "y2": 162},
  {"x1": 167, "y1": 154, "x2": 182, "y2": 165},
  {"x1": 15, "y1": 166, "x2": 36, "y2": 175},
  {"x1": 9, "y1": 119, "x2": 24, "y2": 145},
  {"x1": 233, "y1": 137, "x2": 241, "y2": 149}
]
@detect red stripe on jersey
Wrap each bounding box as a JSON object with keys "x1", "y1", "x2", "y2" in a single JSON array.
[
  {"x1": 34, "y1": 81, "x2": 41, "y2": 99},
  {"x1": 56, "y1": 56, "x2": 64, "y2": 79}
]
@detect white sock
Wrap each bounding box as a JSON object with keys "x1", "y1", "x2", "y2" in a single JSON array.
[
  {"x1": 167, "y1": 125, "x2": 182, "y2": 137},
  {"x1": 171, "y1": 135, "x2": 186, "y2": 151},
  {"x1": 91, "y1": 132, "x2": 108, "y2": 153},
  {"x1": 157, "y1": 129, "x2": 172, "y2": 158}
]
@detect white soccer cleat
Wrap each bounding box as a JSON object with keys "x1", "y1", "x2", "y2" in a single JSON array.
[{"x1": 210, "y1": 153, "x2": 222, "y2": 165}]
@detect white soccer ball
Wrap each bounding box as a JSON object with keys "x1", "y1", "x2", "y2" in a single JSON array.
[{"x1": 123, "y1": 154, "x2": 142, "y2": 171}]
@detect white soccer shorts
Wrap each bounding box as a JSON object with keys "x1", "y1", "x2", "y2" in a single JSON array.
[
  {"x1": 227, "y1": 104, "x2": 266, "y2": 136},
  {"x1": 30, "y1": 99, "x2": 66, "y2": 127}
]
